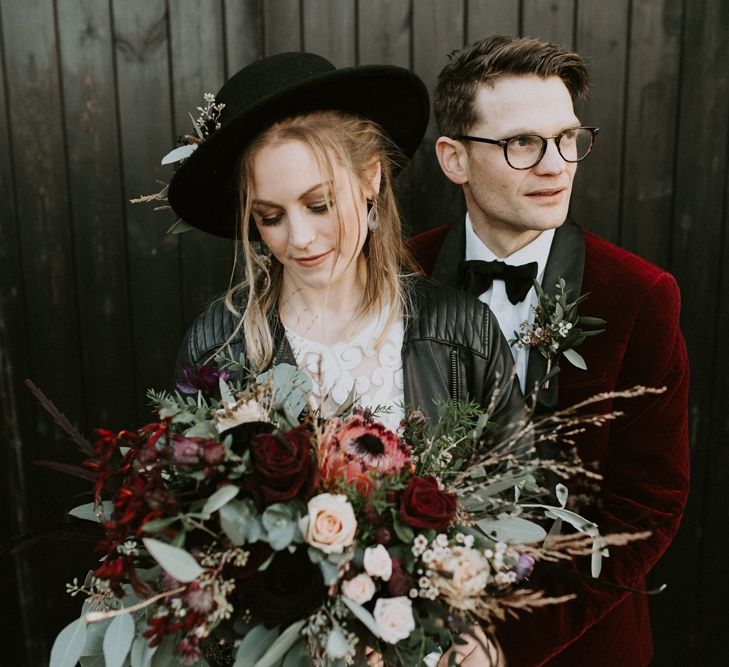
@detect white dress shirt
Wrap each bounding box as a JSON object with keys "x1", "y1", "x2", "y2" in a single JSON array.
[{"x1": 464, "y1": 214, "x2": 555, "y2": 392}]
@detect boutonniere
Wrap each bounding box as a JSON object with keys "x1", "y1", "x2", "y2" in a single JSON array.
[{"x1": 509, "y1": 278, "x2": 605, "y2": 375}]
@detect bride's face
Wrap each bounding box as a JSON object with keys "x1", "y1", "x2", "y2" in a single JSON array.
[{"x1": 250, "y1": 139, "x2": 375, "y2": 292}]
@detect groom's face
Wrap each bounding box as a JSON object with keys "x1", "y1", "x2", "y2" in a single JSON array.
[{"x1": 461, "y1": 75, "x2": 580, "y2": 250}]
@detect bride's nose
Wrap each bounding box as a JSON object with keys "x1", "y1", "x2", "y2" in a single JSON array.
[{"x1": 288, "y1": 214, "x2": 316, "y2": 249}]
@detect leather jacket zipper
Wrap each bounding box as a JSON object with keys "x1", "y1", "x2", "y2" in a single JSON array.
[{"x1": 450, "y1": 348, "x2": 459, "y2": 403}]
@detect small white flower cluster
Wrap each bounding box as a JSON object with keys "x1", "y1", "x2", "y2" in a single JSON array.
[
  {"x1": 302, "y1": 607, "x2": 358, "y2": 665},
  {"x1": 411, "y1": 533, "x2": 520, "y2": 610},
  {"x1": 195, "y1": 92, "x2": 226, "y2": 136}
]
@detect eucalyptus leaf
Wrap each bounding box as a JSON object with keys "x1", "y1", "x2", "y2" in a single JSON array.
[
  {"x1": 80, "y1": 616, "x2": 110, "y2": 656},
  {"x1": 79, "y1": 655, "x2": 105, "y2": 666},
  {"x1": 188, "y1": 112, "x2": 204, "y2": 139},
  {"x1": 220, "y1": 499, "x2": 263, "y2": 545},
  {"x1": 542, "y1": 506, "x2": 599, "y2": 535},
  {"x1": 257, "y1": 364, "x2": 311, "y2": 419},
  {"x1": 254, "y1": 620, "x2": 307, "y2": 667},
  {"x1": 476, "y1": 516, "x2": 547, "y2": 544},
  {"x1": 50, "y1": 617, "x2": 88, "y2": 667},
  {"x1": 142, "y1": 538, "x2": 203, "y2": 583},
  {"x1": 150, "y1": 634, "x2": 177, "y2": 667},
  {"x1": 202, "y1": 485, "x2": 240, "y2": 518},
  {"x1": 103, "y1": 612, "x2": 135, "y2": 667},
  {"x1": 262, "y1": 503, "x2": 300, "y2": 550},
  {"x1": 131, "y1": 632, "x2": 158, "y2": 667},
  {"x1": 167, "y1": 219, "x2": 196, "y2": 235},
  {"x1": 161, "y1": 143, "x2": 197, "y2": 165},
  {"x1": 233, "y1": 625, "x2": 280, "y2": 667},
  {"x1": 562, "y1": 348, "x2": 587, "y2": 370},
  {"x1": 341, "y1": 597, "x2": 381, "y2": 638},
  {"x1": 141, "y1": 516, "x2": 180, "y2": 533},
  {"x1": 319, "y1": 558, "x2": 340, "y2": 585},
  {"x1": 283, "y1": 638, "x2": 313, "y2": 666},
  {"x1": 69, "y1": 501, "x2": 113, "y2": 523},
  {"x1": 555, "y1": 483, "x2": 569, "y2": 508},
  {"x1": 219, "y1": 376, "x2": 236, "y2": 406},
  {"x1": 184, "y1": 420, "x2": 218, "y2": 438}
]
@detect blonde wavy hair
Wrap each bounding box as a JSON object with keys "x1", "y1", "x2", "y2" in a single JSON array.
[{"x1": 222, "y1": 111, "x2": 417, "y2": 372}]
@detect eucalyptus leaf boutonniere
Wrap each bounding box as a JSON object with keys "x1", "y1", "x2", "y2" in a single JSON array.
[{"x1": 509, "y1": 278, "x2": 605, "y2": 375}]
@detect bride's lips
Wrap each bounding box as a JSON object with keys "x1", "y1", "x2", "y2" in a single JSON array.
[{"x1": 293, "y1": 249, "x2": 333, "y2": 267}]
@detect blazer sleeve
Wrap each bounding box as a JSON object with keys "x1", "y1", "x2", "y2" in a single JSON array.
[{"x1": 496, "y1": 272, "x2": 690, "y2": 665}]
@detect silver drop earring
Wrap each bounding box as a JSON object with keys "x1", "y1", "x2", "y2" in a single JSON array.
[{"x1": 367, "y1": 200, "x2": 379, "y2": 231}]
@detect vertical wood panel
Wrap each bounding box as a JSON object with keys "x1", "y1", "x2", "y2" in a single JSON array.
[
  {"x1": 654, "y1": 0, "x2": 729, "y2": 662},
  {"x1": 303, "y1": 0, "x2": 355, "y2": 66},
  {"x1": 112, "y1": 0, "x2": 181, "y2": 414},
  {"x1": 0, "y1": 7, "x2": 39, "y2": 663},
  {"x1": 357, "y1": 0, "x2": 410, "y2": 66},
  {"x1": 570, "y1": 0, "x2": 629, "y2": 242},
  {"x1": 263, "y1": 0, "x2": 302, "y2": 54},
  {"x1": 224, "y1": 0, "x2": 264, "y2": 75},
  {"x1": 169, "y1": 0, "x2": 234, "y2": 329},
  {"x1": 410, "y1": 0, "x2": 465, "y2": 234},
  {"x1": 522, "y1": 0, "x2": 575, "y2": 46},
  {"x1": 57, "y1": 0, "x2": 135, "y2": 427},
  {"x1": 619, "y1": 0, "x2": 682, "y2": 267},
  {"x1": 467, "y1": 0, "x2": 519, "y2": 40}
]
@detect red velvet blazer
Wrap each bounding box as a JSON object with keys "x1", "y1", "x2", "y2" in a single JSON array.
[{"x1": 408, "y1": 220, "x2": 690, "y2": 666}]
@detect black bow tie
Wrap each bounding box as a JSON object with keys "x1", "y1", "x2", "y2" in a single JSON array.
[{"x1": 461, "y1": 259, "x2": 538, "y2": 304}]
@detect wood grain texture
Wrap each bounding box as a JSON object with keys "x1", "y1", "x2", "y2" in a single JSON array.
[
  {"x1": 357, "y1": 0, "x2": 410, "y2": 66},
  {"x1": 522, "y1": 0, "x2": 576, "y2": 46},
  {"x1": 169, "y1": 0, "x2": 235, "y2": 330},
  {"x1": 57, "y1": 0, "x2": 136, "y2": 428},
  {"x1": 650, "y1": 0, "x2": 729, "y2": 662},
  {"x1": 410, "y1": 0, "x2": 465, "y2": 234},
  {"x1": 619, "y1": 0, "x2": 683, "y2": 267},
  {"x1": 224, "y1": 0, "x2": 264, "y2": 75},
  {"x1": 112, "y1": 0, "x2": 182, "y2": 415},
  {"x1": 303, "y1": 0, "x2": 355, "y2": 66},
  {"x1": 570, "y1": 0, "x2": 629, "y2": 242},
  {"x1": 467, "y1": 0, "x2": 519, "y2": 40},
  {"x1": 263, "y1": 0, "x2": 301, "y2": 54}
]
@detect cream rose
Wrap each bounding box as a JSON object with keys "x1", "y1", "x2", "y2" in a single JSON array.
[
  {"x1": 299, "y1": 493, "x2": 357, "y2": 554},
  {"x1": 214, "y1": 397, "x2": 269, "y2": 433},
  {"x1": 373, "y1": 597, "x2": 415, "y2": 644},
  {"x1": 363, "y1": 544, "x2": 392, "y2": 581},
  {"x1": 341, "y1": 573, "x2": 376, "y2": 604}
]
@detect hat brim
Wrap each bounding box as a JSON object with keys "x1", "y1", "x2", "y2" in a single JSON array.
[{"x1": 167, "y1": 65, "x2": 429, "y2": 238}]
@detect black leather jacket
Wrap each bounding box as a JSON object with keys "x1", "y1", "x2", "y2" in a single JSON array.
[{"x1": 177, "y1": 278, "x2": 521, "y2": 426}]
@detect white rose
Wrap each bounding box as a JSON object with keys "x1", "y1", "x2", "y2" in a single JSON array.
[
  {"x1": 373, "y1": 597, "x2": 415, "y2": 644},
  {"x1": 341, "y1": 573, "x2": 376, "y2": 604},
  {"x1": 299, "y1": 493, "x2": 357, "y2": 554},
  {"x1": 363, "y1": 544, "x2": 392, "y2": 581},
  {"x1": 214, "y1": 397, "x2": 268, "y2": 433}
]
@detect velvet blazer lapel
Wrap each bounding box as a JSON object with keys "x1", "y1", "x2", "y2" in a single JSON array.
[
  {"x1": 431, "y1": 218, "x2": 586, "y2": 410},
  {"x1": 525, "y1": 219, "x2": 585, "y2": 409}
]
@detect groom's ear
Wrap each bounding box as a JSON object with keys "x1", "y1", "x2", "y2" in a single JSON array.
[{"x1": 435, "y1": 136, "x2": 469, "y2": 185}]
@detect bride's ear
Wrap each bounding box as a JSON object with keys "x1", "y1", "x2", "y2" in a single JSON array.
[{"x1": 365, "y1": 159, "x2": 382, "y2": 198}]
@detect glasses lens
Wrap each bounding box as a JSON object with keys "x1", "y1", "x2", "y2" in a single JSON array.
[
  {"x1": 505, "y1": 135, "x2": 545, "y2": 169},
  {"x1": 558, "y1": 128, "x2": 594, "y2": 162}
]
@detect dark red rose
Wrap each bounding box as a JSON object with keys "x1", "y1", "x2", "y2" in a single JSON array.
[
  {"x1": 387, "y1": 557, "x2": 413, "y2": 596},
  {"x1": 399, "y1": 476, "x2": 456, "y2": 531},
  {"x1": 246, "y1": 549, "x2": 326, "y2": 628},
  {"x1": 249, "y1": 425, "x2": 318, "y2": 502}
]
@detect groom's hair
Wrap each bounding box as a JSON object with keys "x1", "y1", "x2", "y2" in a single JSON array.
[{"x1": 433, "y1": 35, "x2": 590, "y2": 139}]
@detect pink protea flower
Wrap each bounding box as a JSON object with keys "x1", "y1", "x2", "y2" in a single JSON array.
[{"x1": 319, "y1": 414, "x2": 412, "y2": 491}]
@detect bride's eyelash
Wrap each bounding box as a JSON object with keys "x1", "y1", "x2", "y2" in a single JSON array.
[{"x1": 308, "y1": 201, "x2": 333, "y2": 213}]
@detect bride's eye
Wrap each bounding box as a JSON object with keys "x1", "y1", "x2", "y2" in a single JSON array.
[
  {"x1": 259, "y1": 211, "x2": 283, "y2": 226},
  {"x1": 308, "y1": 201, "x2": 332, "y2": 214}
]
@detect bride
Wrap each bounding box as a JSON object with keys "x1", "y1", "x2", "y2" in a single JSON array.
[{"x1": 169, "y1": 51, "x2": 516, "y2": 666}]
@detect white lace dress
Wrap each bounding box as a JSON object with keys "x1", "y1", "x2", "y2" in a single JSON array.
[{"x1": 284, "y1": 313, "x2": 405, "y2": 430}]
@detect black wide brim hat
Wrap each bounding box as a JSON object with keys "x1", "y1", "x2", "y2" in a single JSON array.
[{"x1": 167, "y1": 51, "x2": 430, "y2": 238}]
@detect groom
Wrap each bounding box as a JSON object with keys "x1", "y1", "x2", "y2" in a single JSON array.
[{"x1": 410, "y1": 35, "x2": 690, "y2": 666}]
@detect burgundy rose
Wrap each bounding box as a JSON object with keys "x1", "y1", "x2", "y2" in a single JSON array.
[
  {"x1": 399, "y1": 476, "x2": 457, "y2": 531},
  {"x1": 249, "y1": 425, "x2": 318, "y2": 502},
  {"x1": 246, "y1": 549, "x2": 326, "y2": 628},
  {"x1": 172, "y1": 438, "x2": 201, "y2": 466},
  {"x1": 202, "y1": 441, "x2": 225, "y2": 466},
  {"x1": 387, "y1": 557, "x2": 413, "y2": 596}
]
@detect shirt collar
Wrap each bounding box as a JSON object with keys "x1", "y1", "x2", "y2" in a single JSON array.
[{"x1": 464, "y1": 213, "x2": 555, "y2": 281}]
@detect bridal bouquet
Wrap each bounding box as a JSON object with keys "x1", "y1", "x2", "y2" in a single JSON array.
[{"x1": 46, "y1": 358, "x2": 646, "y2": 667}]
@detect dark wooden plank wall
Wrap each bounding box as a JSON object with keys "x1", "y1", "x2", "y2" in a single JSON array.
[{"x1": 0, "y1": 1, "x2": 726, "y2": 663}]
